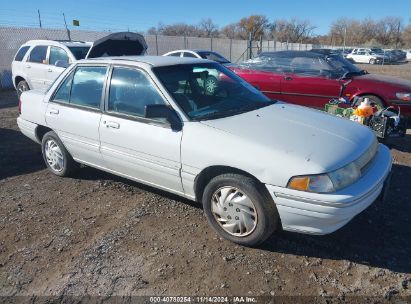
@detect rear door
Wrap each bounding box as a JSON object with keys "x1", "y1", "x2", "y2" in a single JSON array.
[
  {"x1": 45, "y1": 64, "x2": 108, "y2": 166},
  {"x1": 25, "y1": 45, "x2": 49, "y2": 89},
  {"x1": 99, "y1": 65, "x2": 183, "y2": 195}
]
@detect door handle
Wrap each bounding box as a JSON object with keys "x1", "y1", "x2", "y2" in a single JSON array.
[
  {"x1": 284, "y1": 76, "x2": 293, "y2": 81},
  {"x1": 26, "y1": 65, "x2": 31, "y2": 69},
  {"x1": 104, "y1": 121, "x2": 120, "y2": 129},
  {"x1": 49, "y1": 108, "x2": 59, "y2": 115},
  {"x1": 47, "y1": 68, "x2": 53, "y2": 72}
]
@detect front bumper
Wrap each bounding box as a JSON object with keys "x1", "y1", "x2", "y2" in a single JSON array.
[{"x1": 266, "y1": 144, "x2": 392, "y2": 235}]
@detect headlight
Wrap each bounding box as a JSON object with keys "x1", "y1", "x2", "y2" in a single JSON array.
[
  {"x1": 287, "y1": 163, "x2": 360, "y2": 194},
  {"x1": 396, "y1": 92, "x2": 411, "y2": 101},
  {"x1": 328, "y1": 162, "x2": 361, "y2": 190},
  {"x1": 288, "y1": 174, "x2": 334, "y2": 193},
  {"x1": 288, "y1": 140, "x2": 378, "y2": 193}
]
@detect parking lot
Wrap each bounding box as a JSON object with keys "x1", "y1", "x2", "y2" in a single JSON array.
[{"x1": 0, "y1": 61, "x2": 411, "y2": 299}]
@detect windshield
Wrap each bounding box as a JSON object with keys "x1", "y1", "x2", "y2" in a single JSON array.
[
  {"x1": 197, "y1": 51, "x2": 230, "y2": 64},
  {"x1": 153, "y1": 63, "x2": 273, "y2": 121},
  {"x1": 68, "y1": 46, "x2": 91, "y2": 60},
  {"x1": 325, "y1": 55, "x2": 363, "y2": 75}
]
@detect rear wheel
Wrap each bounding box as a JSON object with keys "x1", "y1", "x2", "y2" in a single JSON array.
[
  {"x1": 41, "y1": 131, "x2": 79, "y2": 177},
  {"x1": 202, "y1": 173, "x2": 279, "y2": 246},
  {"x1": 369, "y1": 58, "x2": 376, "y2": 65},
  {"x1": 16, "y1": 80, "x2": 30, "y2": 98}
]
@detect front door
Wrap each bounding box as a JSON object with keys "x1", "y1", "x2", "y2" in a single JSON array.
[
  {"x1": 99, "y1": 66, "x2": 183, "y2": 195},
  {"x1": 280, "y1": 56, "x2": 341, "y2": 108},
  {"x1": 45, "y1": 65, "x2": 108, "y2": 166},
  {"x1": 281, "y1": 73, "x2": 341, "y2": 108}
]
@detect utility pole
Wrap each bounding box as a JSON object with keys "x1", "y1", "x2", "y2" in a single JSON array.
[
  {"x1": 37, "y1": 9, "x2": 42, "y2": 28},
  {"x1": 63, "y1": 13, "x2": 71, "y2": 41},
  {"x1": 343, "y1": 27, "x2": 347, "y2": 51},
  {"x1": 396, "y1": 21, "x2": 401, "y2": 49}
]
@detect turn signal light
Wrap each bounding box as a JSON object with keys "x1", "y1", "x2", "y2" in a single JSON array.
[{"x1": 288, "y1": 176, "x2": 310, "y2": 191}]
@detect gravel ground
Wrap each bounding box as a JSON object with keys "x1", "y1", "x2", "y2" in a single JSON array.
[{"x1": 0, "y1": 89, "x2": 410, "y2": 301}]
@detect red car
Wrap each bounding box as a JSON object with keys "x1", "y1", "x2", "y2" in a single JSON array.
[{"x1": 229, "y1": 51, "x2": 411, "y2": 115}]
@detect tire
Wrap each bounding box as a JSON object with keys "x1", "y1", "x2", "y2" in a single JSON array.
[
  {"x1": 360, "y1": 95, "x2": 385, "y2": 110},
  {"x1": 16, "y1": 80, "x2": 30, "y2": 98},
  {"x1": 369, "y1": 58, "x2": 376, "y2": 65},
  {"x1": 202, "y1": 173, "x2": 279, "y2": 246},
  {"x1": 204, "y1": 76, "x2": 218, "y2": 95},
  {"x1": 41, "y1": 131, "x2": 79, "y2": 177}
]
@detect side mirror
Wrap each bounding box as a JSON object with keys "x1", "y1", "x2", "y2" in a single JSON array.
[
  {"x1": 55, "y1": 60, "x2": 69, "y2": 68},
  {"x1": 145, "y1": 104, "x2": 182, "y2": 131}
]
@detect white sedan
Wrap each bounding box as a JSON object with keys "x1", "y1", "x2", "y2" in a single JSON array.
[{"x1": 17, "y1": 56, "x2": 392, "y2": 246}]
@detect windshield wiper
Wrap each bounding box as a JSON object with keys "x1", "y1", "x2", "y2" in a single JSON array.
[{"x1": 194, "y1": 100, "x2": 276, "y2": 121}]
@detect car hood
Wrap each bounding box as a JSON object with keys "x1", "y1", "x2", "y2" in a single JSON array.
[
  {"x1": 354, "y1": 73, "x2": 411, "y2": 89},
  {"x1": 197, "y1": 102, "x2": 375, "y2": 184}
]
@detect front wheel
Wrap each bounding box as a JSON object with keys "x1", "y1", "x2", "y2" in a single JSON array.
[
  {"x1": 369, "y1": 58, "x2": 376, "y2": 65},
  {"x1": 204, "y1": 76, "x2": 218, "y2": 95},
  {"x1": 41, "y1": 131, "x2": 79, "y2": 177},
  {"x1": 202, "y1": 173, "x2": 279, "y2": 246},
  {"x1": 360, "y1": 95, "x2": 385, "y2": 110}
]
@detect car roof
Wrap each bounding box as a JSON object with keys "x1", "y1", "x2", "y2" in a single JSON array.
[
  {"x1": 258, "y1": 51, "x2": 329, "y2": 59},
  {"x1": 85, "y1": 55, "x2": 211, "y2": 67},
  {"x1": 166, "y1": 49, "x2": 219, "y2": 54},
  {"x1": 23, "y1": 40, "x2": 92, "y2": 47}
]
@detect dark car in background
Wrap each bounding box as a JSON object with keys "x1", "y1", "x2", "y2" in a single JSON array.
[
  {"x1": 163, "y1": 49, "x2": 231, "y2": 64},
  {"x1": 229, "y1": 51, "x2": 411, "y2": 115}
]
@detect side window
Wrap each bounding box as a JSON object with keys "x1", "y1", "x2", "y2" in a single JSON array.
[
  {"x1": 108, "y1": 67, "x2": 165, "y2": 117},
  {"x1": 183, "y1": 52, "x2": 197, "y2": 58},
  {"x1": 49, "y1": 47, "x2": 70, "y2": 65},
  {"x1": 28, "y1": 46, "x2": 48, "y2": 63},
  {"x1": 167, "y1": 52, "x2": 181, "y2": 57},
  {"x1": 290, "y1": 57, "x2": 326, "y2": 76},
  {"x1": 53, "y1": 72, "x2": 74, "y2": 103},
  {"x1": 70, "y1": 66, "x2": 107, "y2": 109},
  {"x1": 14, "y1": 46, "x2": 30, "y2": 62}
]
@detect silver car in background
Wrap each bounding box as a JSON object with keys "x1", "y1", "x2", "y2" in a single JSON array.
[{"x1": 17, "y1": 56, "x2": 392, "y2": 246}]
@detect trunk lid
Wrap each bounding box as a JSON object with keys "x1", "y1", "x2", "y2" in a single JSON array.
[{"x1": 86, "y1": 32, "x2": 147, "y2": 59}]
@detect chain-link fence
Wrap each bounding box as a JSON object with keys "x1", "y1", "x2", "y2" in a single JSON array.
[{"x1": 0, "y1": 26, "x2": 341, "y2": 89}]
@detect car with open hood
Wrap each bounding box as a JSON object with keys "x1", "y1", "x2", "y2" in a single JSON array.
[
  {"x1": 230, "y1": 51, "x2": 411, "y2": 115},
  {"x1": 12, "y1": 32, "x2": 147, "y2": 97},
  {"x1": 16, "y1": 56, "x2": 392, "y2": 246}
]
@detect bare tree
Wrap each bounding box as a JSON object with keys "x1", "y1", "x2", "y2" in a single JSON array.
[
  {"x1": 199, "y1": 18, "x2": 218, "y2": 37},
  {"x1": 270, "y1": 18, "x2": 316, "y2": 43},
  {"x1": 221, "y1": 23, "x2": 239, "y2": 39},
  {"x1": 159, "y1": 23, "x2": 201, "y2": 37}
]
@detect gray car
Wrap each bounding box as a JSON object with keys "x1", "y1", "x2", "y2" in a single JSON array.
[{"x1": 17, "y1": 56, "x2": 392, "y2": 246}]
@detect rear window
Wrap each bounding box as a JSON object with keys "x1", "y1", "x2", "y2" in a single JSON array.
[
  {"x1": 14, "y1": 46, "x2": 30, "y2": 61},
  {"x1": 197, "y1": 51, "x2": 230, "y2": 64},
  {"x1": 68, "y1": 46, "x2": 91, "y2": 60}
]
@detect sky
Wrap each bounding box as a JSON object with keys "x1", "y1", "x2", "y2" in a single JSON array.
[{"x1": 0, "y1": 0, "x2": 410, "y2": 35}]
